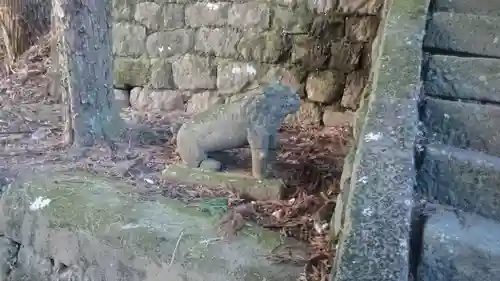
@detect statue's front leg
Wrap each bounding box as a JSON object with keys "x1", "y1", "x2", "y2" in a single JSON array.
[
  {"x1": 267, "y1": 133, "x2": 279, "y2": 173},
  {"x1": 247, "y1": 127, "x2": 270, "y2": 180}
]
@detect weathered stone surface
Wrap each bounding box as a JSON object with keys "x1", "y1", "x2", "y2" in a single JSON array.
[
  {"x1": 306, "y1": 71, "x2": 345, "y2": 104},
  {"x1": 186, "y1": 91, "x2": 225, "y2": 114},
  {"x1": 332, "y1": 0, "x2": 428, "y2": 279},
  {"x1": 149, "y1": 58, "x2": 175, "y2": 89},
  {"x1": 329, "y1": 40, "x2": 363, "y2": 72},
  {"x1": 146, "y1": 30, "x2": 194, "y2": 57},
  {"x1": 185, "y1": 2, "x2": 230, "y2": 27},
  {"x1": 310, "y1": 14, "x2": 345, "y2": 41},
  {"x1": 176, "y1": 83, "x2": 300, "y2": 180},
  {"x1": 134, "y1": 2, "x2": 162, "y2": 31},
  {"x1": 307, "y1": 0, "x2": 337, "y2": 13},
  {"x1": 113, "y1": 57, "x2": 150, "y2": 88},
  {"x1": 291, "y1": 36, "x2": 330, "y2": 70},
  {"x1": 172, "y1": 55, "x2": 216, "y2": 90},
  {"x1": 422, "y1": 97, "x2": 500, "y2": 157},
  {"x1": 341, "y1": 71, "x2": 367, "y2": 110},
  {"x1": 338, "y1": 0, "x2": 384, "y2": 14},
  {"x1": 194, "y1": 27, "x2": 241, "y2": 57},
  {"x1": 112, "y1": 23, "x2": 146, "y2": 57},
  {"x1": 0, "y1": 237, "x2": 18, "y2": 281},
  {"x1": 112, "y1": 0, "x2": 134, "y2": 20},
  {"x1": 0, "y1": 170, "x2": 303, "y2": 281},
  {"x1": 130, "y1": 87, "x2": 185, "y2": 112},
  {"x1": 346, "y1": 16, "x2": 379, "y2": 42},
  {"x1": 238, "y1": 30, "x2": 289, "y2": 63},
  {"x1": 163, "y1": 164, "x2": 284, "y2": 200},
  {"x1": 424, "y1": 12, "x2": 500, "y2": 57},
  {"x1": 260, "y1": 66, "x2": 306, "y2": 97},
  {"x1": 273, "y1": 6, "x2": 312, "y2": 33},
  {"x1": 228, "y1": 3, "x2": 271, "y2": 30},
  {"x1": 418, "y1": 144, "x2": 500, "y2": 222},
  {"x1": 113, "y1": 89, "x2": 130, "y2": 109},
  {"x1": 419, "y1": 208, "x2": 500, "y2": 281},
  {"x1": 323, "y1": 109, "x2": 354, "y2": 127},
  {"x1": 424, "y1": 55, "x2": 500, "y2": 102},
  {"x1": 432, "y1": 0, "x2": 500, "y2": 16},
  {"x1": 161, "y1": 4, "x2": 185, "y2": 29},
  {"x1": 285, "y1": 101, "x2": 322, "y2": 126},
  {"x1": 217, "y1": 61, "x2": 258, "y2": 93}
]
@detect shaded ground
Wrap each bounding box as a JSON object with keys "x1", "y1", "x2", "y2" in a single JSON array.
[{"x1": 0, "y1": 37, "x2": 352, "y2": 281}]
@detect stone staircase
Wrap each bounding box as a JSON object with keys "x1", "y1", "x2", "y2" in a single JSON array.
[{"x1": 416, "y1": 0, "x2": 500, "y2": 279}]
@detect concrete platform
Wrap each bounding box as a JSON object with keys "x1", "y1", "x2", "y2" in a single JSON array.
[
  {"x1": 424, "y1": 12, "x2": 500, "y2": 57},
  {"x1": 162, "y1": 164, "x2": 285, "y2": 201},
  {"x1": 418, "y1": 207, "x2": 500, "y2": 281},
  {"x1": 422, "y1": 97, "x2": 500, "y2": 157},
  {"x1": 424, "y1": 55, "x2": 500, "y2": 102},
  {"x1": 417, "y1": 143, "x2": 500, "y2": 222}
]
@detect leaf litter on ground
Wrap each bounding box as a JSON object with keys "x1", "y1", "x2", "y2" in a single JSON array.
[{"x1": 0, "y1": 34, "x2": 353, "y2": 281}]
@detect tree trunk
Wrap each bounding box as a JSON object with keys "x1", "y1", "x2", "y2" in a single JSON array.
[
  {"x1": 0, "y1": 0, "x2": 50, "y2": 66},
  {"x1": 0, "y1": 0, "x2": 29, "y2": 66},
  {"x1": 53, "y1": 0, "x2": 123, "y2": 147}
]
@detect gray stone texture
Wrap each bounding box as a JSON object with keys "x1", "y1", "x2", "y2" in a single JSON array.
[
  {"x1": 322, "y1": 109, "x2": 354, "y2": 127},
  {"x1": 418, "y1": 208, "x2": 500, "y2": 281},
  {"x1": 432, "y1": 0, "x2": 500, "y2": 16},
  {"x1": 424, "y1": 12, "x2": 500, "y2": 57},
  {"x1": 113, "y1": 57, "x2": 150, "y2": 88},
  {"x1": 422, "y1": 97, "x2": 500, "y2": 157},
  {"x1": 134, "y1": 2, "x2": 162, "y2": 31},
  {"x1": 418, "y1": 144, "x2": 500, "y2": 222},
  {"x1": 109, "y1": 0, "x2": 381, "y2": 117},
  {"x1": 112, "y1": 23, "x2": 146, "y2": 57},
  {"x1": 113, "y1": 89, "x2": 131, "y2": 109},
  {"x1": 185, "y1": 2, "x2": 230, "y2": 27},
  {"x1": 216, "y1": 60, "x2": 258, "y2": 93},
  {"x1": 130, "y1": 88, "x2": 185, "y2": 112},
  {"x1": 227, "y1": 3, "x2": 271, "y2": 30},
  {"x1": 194, "y1": 27, "x2": 241, "y2": 57},
  {"x1": 0, "y1": 170, "x2": 303, "y2": 281},
  {"x1": 146, "y1": 29, "x2": 194, "y2": 57},
  {"x1": 149, "y1": 58, "x2": 175, "y2": 89},
  {"x1": 305, "y1": 71, "x2": 345, "y2": 103},
  {"x1": 172, "y1": 54, "x2": 216, "y2": 90},
  {"x1": 331, "y1": 0, "x2": 429, "y2": 280},
  {"x1": 424, "y1": 55, "x2": 500, "y2": 103}
]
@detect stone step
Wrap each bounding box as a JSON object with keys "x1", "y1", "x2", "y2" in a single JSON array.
[
  {"x1": 417, "y1": 143, "x2": 500, "y2": 222},
  {"x1": 424, "y1": 55, "x2": 500, "y2": 103},
  {"x1": 422, "y1": 97, "x2": 500, "y2": 157},
  {"x1": 418, "y1": 207, "x2": 500, "y2": 281},
  {"x1": 432, "y1": 0, "x2": 500, "y2": 16},
  {"x1": 423, "y1": 12, "x2": 500, "y2": 57}
]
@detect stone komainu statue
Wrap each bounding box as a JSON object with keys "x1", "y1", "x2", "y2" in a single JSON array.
[{"x1": 176, "y1": 82, "x2": 301, "y2": 180}]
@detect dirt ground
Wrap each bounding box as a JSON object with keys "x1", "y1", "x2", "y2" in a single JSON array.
[{"x1": 0, "y1": 38, "x2": 352, "y2": 281}]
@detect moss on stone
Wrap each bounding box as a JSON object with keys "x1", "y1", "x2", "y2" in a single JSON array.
[
  {"x1": 0, "y1": 169, "x2": 301, "y2": 280},
  {"x1": 113, "y1": 55, "x2": 151, "y2": 88}
]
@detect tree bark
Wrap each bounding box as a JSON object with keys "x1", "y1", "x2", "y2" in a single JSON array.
[
  {"x1": 53, "y1": 0, "x2": 123, "y2": 147},
  {"x1": 0, "y1": 0, "x2": 29, "y2": 65},
  {"x1": 0, "y1": 0, "x2": 50, "y2": 66}
]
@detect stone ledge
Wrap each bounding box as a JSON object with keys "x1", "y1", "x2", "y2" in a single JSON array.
[
  {"x1": 331, "y1": 0, "x2": 430, "y2": 280},
  {"x1": 162, "y1": 164, "x2": 284, "y2": 201},
  {"x1": 417, "y1": 144, "x2": 500, "y2": 222},
  {"x1": 0, "y1": 169, "x2": 301, "y2": 281},
  {"x1": 418, "y1": 206, "x2": 500, "y2": 281}
]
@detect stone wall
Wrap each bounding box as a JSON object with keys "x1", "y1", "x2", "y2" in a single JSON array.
[{"x1": 112, "y1": 0, "x2": 383, "y2": 125}]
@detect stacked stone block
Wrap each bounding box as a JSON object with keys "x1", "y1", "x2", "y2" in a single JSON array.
[{"x1": 112, "y1": 0, "x2": 382, "y2": 126}]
